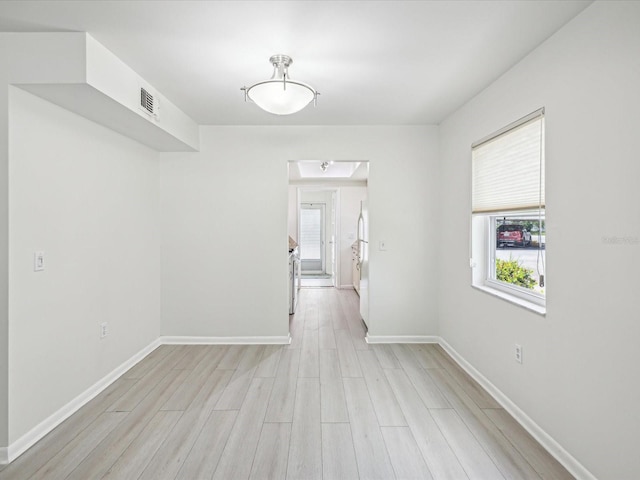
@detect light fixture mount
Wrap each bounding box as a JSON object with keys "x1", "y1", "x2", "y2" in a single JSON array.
[
  {"x1": 241, "y1": 54, "x2": 319, "y2": 116},
  {"x1": 269, "y1": 54, "x2": 293, "y2": 68}
]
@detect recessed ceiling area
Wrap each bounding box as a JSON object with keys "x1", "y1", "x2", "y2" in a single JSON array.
[
  {"x1": 0, "y1": 1, "x2": 592, "y2": 126},
  {"x1": 289, "y1": 161, "x2": 368, "y2": 182}
]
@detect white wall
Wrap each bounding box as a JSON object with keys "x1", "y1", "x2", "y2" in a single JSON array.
[
  {"x1": 8, "y1": 88, "x2": 161, "y2": 443},
  {"x1": 0, "y1": 45, "x2": 9, "y2": 449},
  {"x1": 0, "y1": 31, "x2": 92, "y2": 449},
  {"x1": 437, "y1": 2, "x2": 640, "y2": 479},
  {"x1": 160, "y1": 126, "x2": 439, "y2": 339},
  {"x1": 287, "y1": 185, "x2": 298, "y2": 243}
]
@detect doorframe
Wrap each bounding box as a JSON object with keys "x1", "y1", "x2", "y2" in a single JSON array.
[
  {"x1": 296, "y1": 187, "x2": 341, "y2": 288},
  {"x1": 299, "y1": 202, "x2": 326, "y2": 274}
]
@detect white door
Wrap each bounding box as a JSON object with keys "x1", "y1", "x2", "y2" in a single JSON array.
[{"x1": 299, "y1": 203, "x2": 325, "y2": 273}]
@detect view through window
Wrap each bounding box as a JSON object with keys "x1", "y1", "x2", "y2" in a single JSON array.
[{"x1": 493, "y1": 215, "x2": 545, "y2": 296}]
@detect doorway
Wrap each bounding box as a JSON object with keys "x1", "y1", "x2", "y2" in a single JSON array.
[{"x1": 287, "y1": 160, "x2": 368, "y2": 293}]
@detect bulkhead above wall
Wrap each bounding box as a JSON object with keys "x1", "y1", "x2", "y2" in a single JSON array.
[{"x1": 2, "y1": 32, "x2": 199, "y2": 152}]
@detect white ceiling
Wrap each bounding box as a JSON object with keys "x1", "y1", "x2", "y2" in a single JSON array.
[{"x1": 0, "y1": 1, "x2": 591, "y2": 126}]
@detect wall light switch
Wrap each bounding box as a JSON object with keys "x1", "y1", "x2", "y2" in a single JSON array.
[
  {"x1": 379, "y1": 241, "x2": 387, "y2": 251},
  {"x1": 34, "y1": 251, "x2": 45, "y2": 272}
]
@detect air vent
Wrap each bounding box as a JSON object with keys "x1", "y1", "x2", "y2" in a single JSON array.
[{"x1": 140, "y1": 87, "x2": 158, "y2": 117}]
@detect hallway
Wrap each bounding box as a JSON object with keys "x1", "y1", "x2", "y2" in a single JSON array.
[{"x1": 1, "y1": 288, "x2": 573, "y2": 479}]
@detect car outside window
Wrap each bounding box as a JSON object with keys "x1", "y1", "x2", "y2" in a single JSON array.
[{"x1": 491, "y1": 215, "x2": 545, "y2": 298}]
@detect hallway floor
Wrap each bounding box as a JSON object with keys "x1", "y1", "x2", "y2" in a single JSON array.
[
  {"x1": 299, "y1": 272, "x2": 334, "y2": 288},
  {"x1": 0, "y1": 288, "x2": 574, "y2": 479},
  {"x1": 299, "y1": 278, "x2": 334, "y2": 287}
]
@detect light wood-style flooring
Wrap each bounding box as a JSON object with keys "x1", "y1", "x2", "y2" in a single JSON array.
[{"x1": 0, "y1": 288, "x2": 574, "y2": 479}]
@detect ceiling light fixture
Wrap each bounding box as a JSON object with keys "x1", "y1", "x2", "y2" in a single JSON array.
[
  {"x1": 241, "y1": 54, "x2": 319, "y2": 115},
  {"x1": 320, "y1": 161, "x2": 330, "y2": 172}
]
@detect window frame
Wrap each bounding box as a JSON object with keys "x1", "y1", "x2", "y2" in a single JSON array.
[{"x1": 485, "y1": 211, "x2": 545, "y2": 307}]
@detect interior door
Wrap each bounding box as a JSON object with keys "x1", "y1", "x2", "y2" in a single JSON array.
[{"x1": 299, "y1": 203, "x2": 325, "y2": 273}]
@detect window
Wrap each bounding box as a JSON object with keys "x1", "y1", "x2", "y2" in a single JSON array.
[{"x1": 471, "y1": 109, "x2": 546, "y2": 312}]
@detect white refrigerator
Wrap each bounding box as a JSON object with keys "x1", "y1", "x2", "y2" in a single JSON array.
[{"x1": 357, "y1": 201, "x2": 369, "y2": 329}]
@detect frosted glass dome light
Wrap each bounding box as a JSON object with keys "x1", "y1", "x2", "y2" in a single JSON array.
[{"x1": 241, "y1": 55, "x2": 319, "y2": 115}]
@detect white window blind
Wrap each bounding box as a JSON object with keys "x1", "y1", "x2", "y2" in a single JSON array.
[
  {"x1": 472, "y1": 110, "x2": 544, "y2": 214},
  {"x1": 299, "y1": 207, "x2": 322, "y2": 260}
]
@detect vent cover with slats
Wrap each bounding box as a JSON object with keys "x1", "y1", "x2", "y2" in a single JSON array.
[{"x1": 140, "y1": 88, "x2": 156, "y2": 116}]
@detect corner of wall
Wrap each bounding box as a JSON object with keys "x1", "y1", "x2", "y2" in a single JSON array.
[{"x1": 0, "y1": 38, "x2": 10, "y2": 449}]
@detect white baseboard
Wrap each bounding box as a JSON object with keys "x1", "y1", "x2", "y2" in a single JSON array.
[
  {"x1": 1, "y1": 338, "x2": 161, "y2": 465},
  {"x1": 160, "y1": 334, "x2": 292, "y2": 345},
  {"x1": 438, "y1": 338, "x2": 596, "y2": 480},
  {"x1": 365, "y1": 334, "x2": 439, "y2": 344}
]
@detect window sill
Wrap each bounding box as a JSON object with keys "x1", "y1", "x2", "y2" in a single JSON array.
[{"x1": 472, "y1": 284, "x2": 546, "y2": 316}]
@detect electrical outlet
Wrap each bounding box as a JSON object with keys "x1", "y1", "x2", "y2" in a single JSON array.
[
  {"x1": 515, "y1": 344, "x2": 523, "y2": 363},
  {"x1": 100, "y1": 322, "x2": 109, "y2": 339}
]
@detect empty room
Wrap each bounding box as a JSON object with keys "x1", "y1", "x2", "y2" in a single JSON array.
[{"x1": 0, "y1": 1, "x2": 638, "y2": 479}]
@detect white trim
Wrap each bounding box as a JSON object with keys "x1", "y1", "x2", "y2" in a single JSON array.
[
  {"x1": 471, "y1": 107, "x2": 545, "y2": 149},
  {"x1": 297, "y1": 187, "x2": 342, "y2": 289},
  {"x1": 472, "y1": 285, "x2": 546, "y2": 316},
  {"x1": 471, "y1": 212, "x2": 547, "y2": 315},
  {"x1": 486, "y1": 213, "x2": 546, "y2": 308},
  {"x1": 1, "y1": 338, "x2": 161, "y2": 465},
  {"x1": 299, "y1": 202, "x2": 327, "y2": 274},
  {"x1": 365, "y1": 334, "x2": 439, "y2": 344},
  {"x1": 438, "y1": 338, "x2": 597, "y2": 480},
  {"x1": 160, "y1": 335, "x2": 292, "y2": 345}
]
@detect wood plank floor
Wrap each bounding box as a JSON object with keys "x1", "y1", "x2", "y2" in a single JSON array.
[{"x1": 0, "y1": 288, "x2": 574, "y2": 480}]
